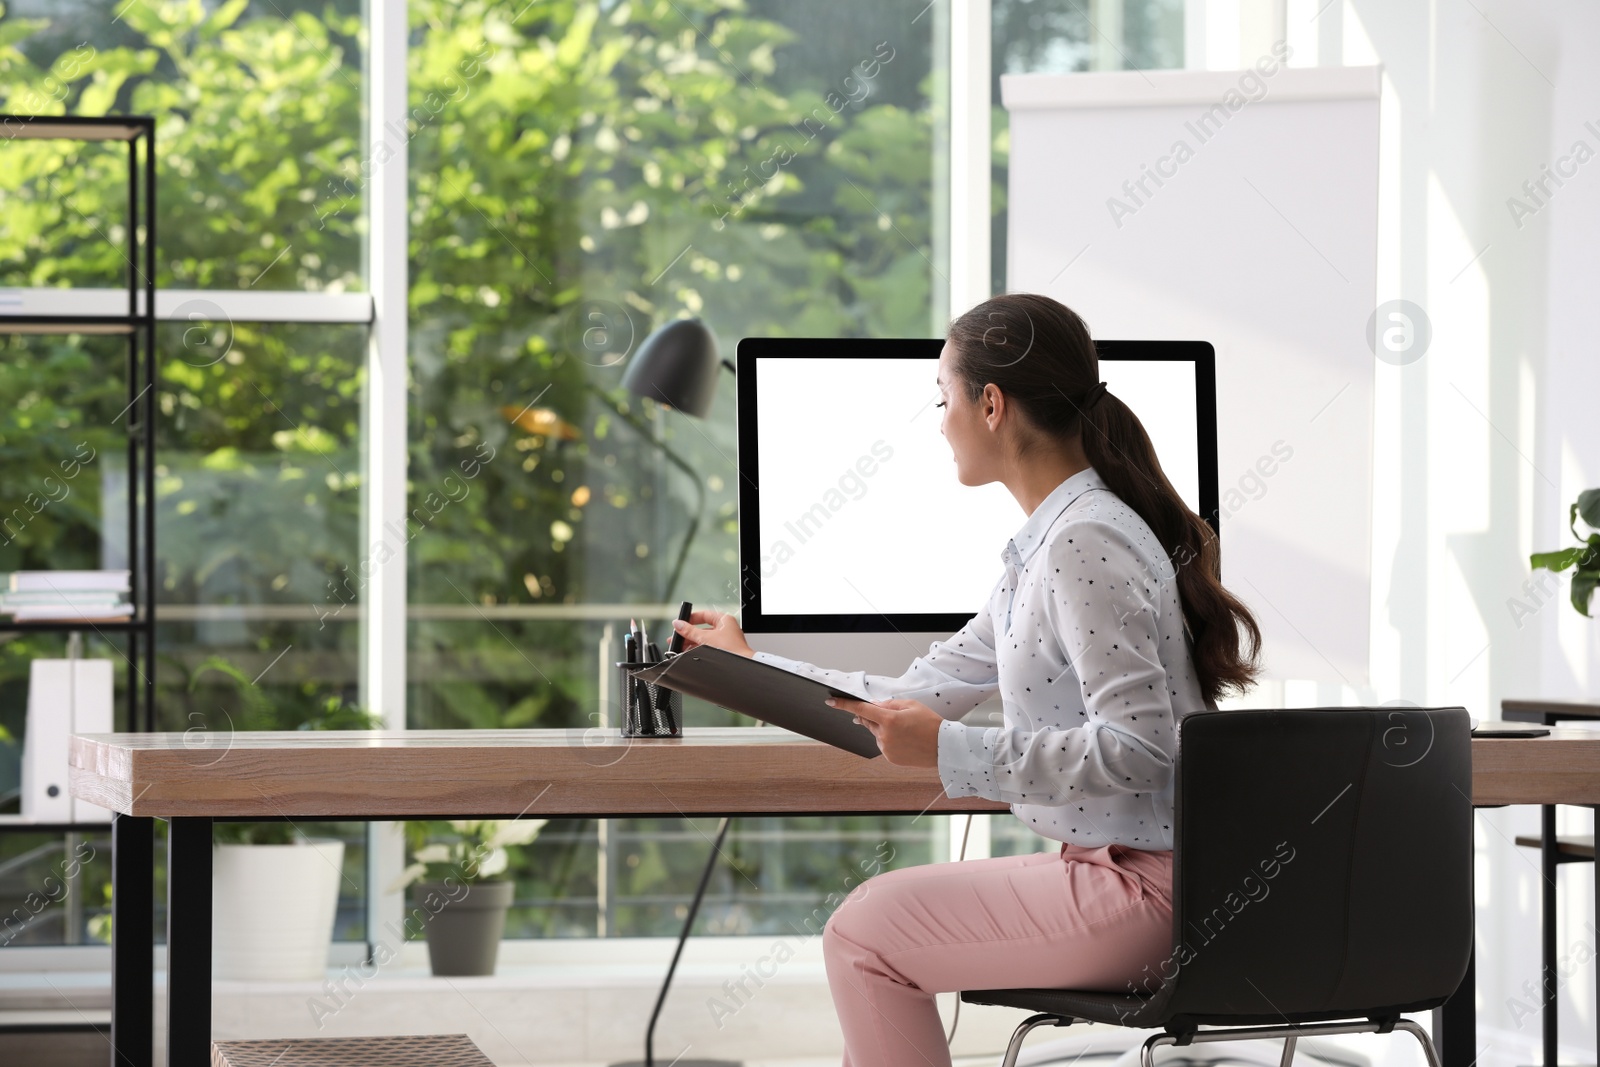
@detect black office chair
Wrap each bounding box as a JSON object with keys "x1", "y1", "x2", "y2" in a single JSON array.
[{"x1": 962, "y1": 706, "x2": 1473, "y2": 1067}]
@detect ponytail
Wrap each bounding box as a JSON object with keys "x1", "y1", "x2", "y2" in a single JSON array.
[{"x1": 946, "y1": 293, "x2": 1261, "y2": 703}]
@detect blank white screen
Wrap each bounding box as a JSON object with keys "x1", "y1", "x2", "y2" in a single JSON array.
[{"x1": 753, "y1": 355, "x2": 1199, "y2": 617}]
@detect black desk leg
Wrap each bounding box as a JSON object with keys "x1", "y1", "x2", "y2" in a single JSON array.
[
  {"x1": 111, "y1": 814, "x2": 154, "y2": 1067},
  {"x1": 166, "y1": 818, "x2": 212, "y2": 1067},
  {"x1": 1437, "y1": 945, "x2": 1478, "y2": 1067},
  {"x1": 1540, "y1": 804, "x2": 1558, "y2": 1067},
  {"x1": 1438, "y1": 804, "x2": 1478, "y2": 1067}
]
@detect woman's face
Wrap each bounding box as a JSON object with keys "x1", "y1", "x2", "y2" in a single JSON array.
[{"x1": 936, "y1": 342, "x2": 1000, "y2": 487}]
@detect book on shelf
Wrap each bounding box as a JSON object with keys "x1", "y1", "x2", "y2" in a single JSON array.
[
  {"x1": 8, "y1": 603, "x2": 133, "y2": 622},
  {"x1": 1, "y1": 591, "x2": 129, "y2": 608},
  {"x1": 1, "y1": 571, "x2": 134, "y2": 620},
  {"x1": 6, "y1": 570, "x2": 131, "y2": 593}
]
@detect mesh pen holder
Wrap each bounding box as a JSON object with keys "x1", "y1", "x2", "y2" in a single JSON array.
[{"x1": 621, "y1": 663, "x2": 683, "y2": 738}]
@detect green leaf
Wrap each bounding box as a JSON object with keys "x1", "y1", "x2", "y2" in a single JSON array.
[
  {"x1": 1572, "y1": 570, "x2": 1598, "y2": 618},
  {"x1": 1531, "y1": 547, "x2": 1583, "y2": 572},
  {"x1": 1578, "y1": 488, "x2": 1600, "y2": 532},
  {"x1": 1581, "y1": 535, "x2": 1600, "y2": 571},
  {"x1": 0, "y1": 17, "x2": 51, "y2": 52},
  {"x1": 201, "y1": 0, "x2": 250, "y2": 39}
]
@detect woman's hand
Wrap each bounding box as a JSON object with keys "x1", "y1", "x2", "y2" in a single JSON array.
[
  {"x1": 670, "y1": 608, "x2": 756, "y2": 658},
  {"x1": 827, "y1": 697, "x2": 942, "y2": 767}
]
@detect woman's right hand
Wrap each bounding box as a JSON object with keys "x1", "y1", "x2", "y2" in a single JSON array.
[{"x1": 672, "y1": 608, "x2": 756, "y2": 658}]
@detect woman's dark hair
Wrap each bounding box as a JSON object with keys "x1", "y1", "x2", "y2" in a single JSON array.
[{"x1": 946, "y1": 292, "x2": 1261, "y2": 702}]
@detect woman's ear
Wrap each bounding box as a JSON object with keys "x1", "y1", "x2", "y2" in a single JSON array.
[{"x1": 982, "y1": 383, "x2": 1006, "y2": 432}]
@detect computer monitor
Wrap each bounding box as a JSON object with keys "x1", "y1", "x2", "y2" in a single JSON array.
[{"x1": 735, "y1": 337, "x2": 1217, "y2": 672}]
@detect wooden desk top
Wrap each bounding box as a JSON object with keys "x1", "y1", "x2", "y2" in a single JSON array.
[
  {"x1": 68, "y1": 726, "x2": 1600, "y2": 819},
  {"x1": 1471, "y1": 727, "x2": 1600, "y2": 806},
  {"x1": 68, "y1": 727, "x2": 1009, "y2": 819},
  {"x1": 1502, "y1": 698, "x2": 1600, "y2": 720}
]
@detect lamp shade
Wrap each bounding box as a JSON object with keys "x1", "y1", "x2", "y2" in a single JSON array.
[{"x1": 619, "y1": 318, "x2": 721, "y2": 419}]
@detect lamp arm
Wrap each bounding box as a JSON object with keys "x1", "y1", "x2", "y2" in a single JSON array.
[{"x1": 580, "y1": 379, "x2": 708, "y2": 603}]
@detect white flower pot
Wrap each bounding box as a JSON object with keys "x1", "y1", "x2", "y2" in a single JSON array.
[{"x1": 213, "y1": 840, "x2": 345, "y2": 980}]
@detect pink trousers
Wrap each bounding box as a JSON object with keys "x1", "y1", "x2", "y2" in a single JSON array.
[{"x1": 822, "y1": 841, "x2": 1174, "y2": 1067}]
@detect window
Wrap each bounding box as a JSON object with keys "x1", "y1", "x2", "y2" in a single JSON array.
[
  {"x1": 0, "y1": 328, "x2": 124, "y2": 945},
  {"x1": 0, "y1": 1, "x2": 370, "y2": 945},
  {"x1": 405, "y1": 0, "x2": 948, "y2": 937},
  {"x1": 1, "y1": 0, "x2": 364, "y2": 291},
  {"x1": 0, "y1": 0, "x2": 1188, "y2": 956}
]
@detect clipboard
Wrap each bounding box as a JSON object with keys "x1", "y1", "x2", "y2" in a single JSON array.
[{"x1": 616, "y1": 644, "x2": 882, "y2": 759}]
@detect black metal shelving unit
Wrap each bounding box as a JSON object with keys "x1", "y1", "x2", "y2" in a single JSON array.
[
  {"x1": 0, "y1": 114, "x2": 157, "y2": 737},
  {"x1": 0, "y1": 115, "x2": 158, "y2": 1053}
]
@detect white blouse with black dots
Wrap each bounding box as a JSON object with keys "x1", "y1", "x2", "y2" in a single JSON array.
[{"x1": 751, "y1": 465, "x2": 1210, "y2": 851}]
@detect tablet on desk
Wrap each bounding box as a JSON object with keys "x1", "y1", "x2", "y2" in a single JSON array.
[
  {"x1": 1470, "y1": 720, "x2": 1551, "y2": 738},
  {"x1": 619, "y1": 644, "x2": 882, "y2": 758}
]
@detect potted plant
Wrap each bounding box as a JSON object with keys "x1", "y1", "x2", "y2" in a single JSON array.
[
  {"x1": 390, "y1": 818, "x2": 547, "y2": 976},
  {"x1": 1530, "y1": 488, "x2": 1600, "y2": 617},
  {"x1": 212, "y1": 822, "x2": 349, "y2": 981},
  {"x1": 190, "y1": 657, "x2": 384, "y2": 980}
]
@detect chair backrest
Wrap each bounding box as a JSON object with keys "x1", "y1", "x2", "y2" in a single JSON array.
[{"x1": 1152, "y1": 706, "x2": 1473, "y2": 1027}]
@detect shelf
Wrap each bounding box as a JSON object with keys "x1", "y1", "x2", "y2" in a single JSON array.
[
  {"x1": 0, "y1": 1018, "x2": 113, "y2": 1035},
  {"x1": 0, "y1": 817, "x2": 113, "y2": 832},
  {"x1": 0, "y1": 314, "x2": 147, "y2": 335},
  {"x1": 0, "y1": 618, "x2": 150, "y2": 634},
  {"x1": 2, "y1": 112, "x2": 159, "y2": 735},
  {"x1": 0, "y1": 115, "x2": 151, "y2": 141},
  {"x1": 1513, "y1": 833, "x2": 1596, "y2": 861}
]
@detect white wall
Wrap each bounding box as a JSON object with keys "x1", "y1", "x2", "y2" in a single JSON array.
[{"x1": 1002, "y1": 66, "x2": 1382, "y2": 687}]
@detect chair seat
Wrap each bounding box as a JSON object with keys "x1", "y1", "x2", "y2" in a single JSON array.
[
  {"x1": 959, "y1": 987, "x2": 1442, "y2": 1032},
  {"x1": 960, "y1": 987, "x2": 1161, "y2": 1027}
]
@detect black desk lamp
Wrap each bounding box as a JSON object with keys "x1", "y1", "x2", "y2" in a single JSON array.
[
  {"x1": 515, "y1": 317, "x2": 731, "y2": 605},
  {"x1": 610, "y1": 318, "x2": 739, "y2": 1067},
  {"x1": 620, "y1": 317, "x2": 735, "y2": 419},
  {"x1": 618, "y1": 316, "x2": 735, "y2": 603}
]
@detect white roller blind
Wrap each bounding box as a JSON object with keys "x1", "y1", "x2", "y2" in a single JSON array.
[{"x1": 1002, "y1": 65, "x2": 1381, "y2": 685}]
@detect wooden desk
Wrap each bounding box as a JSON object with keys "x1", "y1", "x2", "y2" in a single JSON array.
[
  {"x1": 72, "y1": 727, "x2": 1003, "y2": 1067},
  {"x1": 69, "y1": 727, "x2": 1600, "y2": 1067}
]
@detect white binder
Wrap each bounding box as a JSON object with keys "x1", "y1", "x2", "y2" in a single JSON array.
[{"x1": 22, "y1": 659, "x2": 115, "y2": 823}]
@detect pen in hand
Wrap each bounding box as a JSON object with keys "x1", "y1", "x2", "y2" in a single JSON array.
[{"x1": 666, "y1": 600, "x2": 693, "y2": 655}]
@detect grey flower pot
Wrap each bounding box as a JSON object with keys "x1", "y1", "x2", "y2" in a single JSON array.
[{"x1": 412, "y1": 880, "x2": 515, "y2": 976}]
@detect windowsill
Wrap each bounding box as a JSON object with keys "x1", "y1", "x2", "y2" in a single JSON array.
[
  {"x1": 209, "y1": 958, "x2": 829, "y2": 994},
  {"x1": 0, "y1": 933, "x2": 834, "y2": 1010}
]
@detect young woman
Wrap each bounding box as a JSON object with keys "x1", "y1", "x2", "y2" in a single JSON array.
[{"x1": 670, "y1": 293, "x2": 1262, "y2": 1067}]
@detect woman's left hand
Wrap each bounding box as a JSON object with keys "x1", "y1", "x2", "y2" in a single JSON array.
[{"x1": 826, "y1": 696, "x2": 943, "y2": 767}]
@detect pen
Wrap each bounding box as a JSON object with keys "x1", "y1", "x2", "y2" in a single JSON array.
[
  {"x1": 646, "y1": 640, "x2": 673, "y2": 731},
  {"x1": 624, "y1": 631, "x2": 636, "y2": 664},
  {"x1": 637, "y1": 616, "x2": 651, "y2": 655},
  {"x1": 629, "y1": 617, "x2": 643, "y2": 661},
  {"x1": 666, "y1": 600, "x2": 693, "y2": 655}
]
